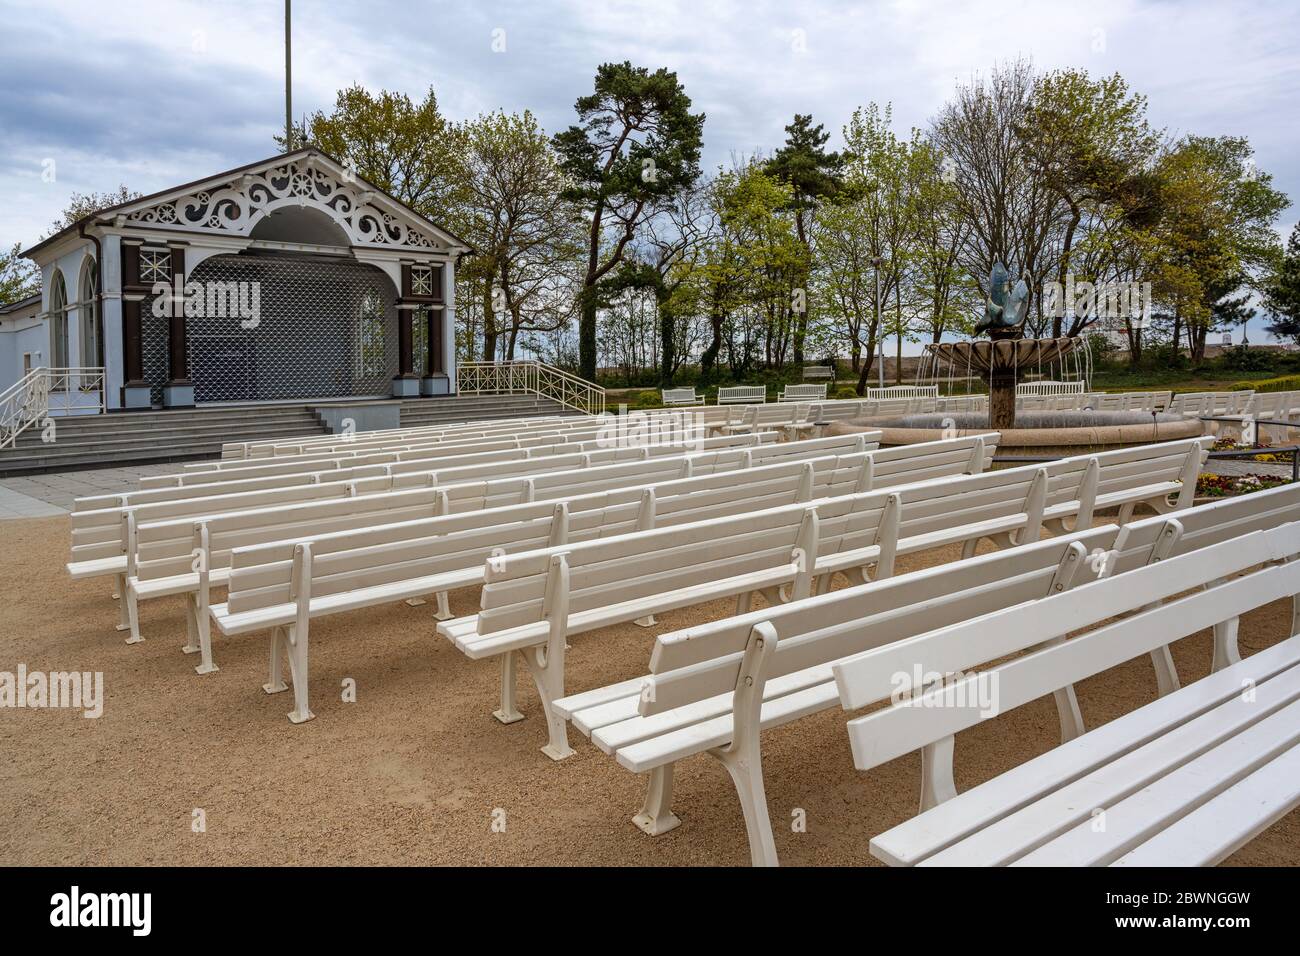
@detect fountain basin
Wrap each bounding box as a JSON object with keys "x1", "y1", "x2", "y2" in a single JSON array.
[{"x1": 828, "y1": 410, "x2": 1204, "y2": 459}]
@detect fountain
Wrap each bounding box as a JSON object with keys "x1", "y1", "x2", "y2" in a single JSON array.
[{"x1": 829, "y1": 261, "x2": 1204, "y2": 456}]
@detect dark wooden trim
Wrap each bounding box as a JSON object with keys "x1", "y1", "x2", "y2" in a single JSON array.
[
  {"x1": 167, "y1": 246, "x2": 189, "y2": 383},
  {"x1": 396, "y1": 304, "x2": 415, "y2": 379},
  {"x1": 121, "y1": 242, "x2": 140, "y2": 290},
  {"x1": 428, "y1": 305, "x2": 445, "y2": 375},
  {"x1": 122, "y1": 298, "x2": 145, "y2": 386}
]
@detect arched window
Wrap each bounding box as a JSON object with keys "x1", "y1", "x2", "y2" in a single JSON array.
[
  {"x1": 49, "y1": 270, "x2": 69, "y2": 370},
  {"x1": 357, "y1": 290, "x2": 386, "y2": 380},
  {"x1": 79, "y1": 260, "x2": 99, "y2": 369}
]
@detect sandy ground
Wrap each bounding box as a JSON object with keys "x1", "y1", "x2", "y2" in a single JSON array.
[{"x1": 1, "y1": 513, "x2": 1296, "y2": 867}]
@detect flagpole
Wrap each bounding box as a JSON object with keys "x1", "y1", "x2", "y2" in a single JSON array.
[{"x1": 284, "y1": 0, "x2": 293, "y2": 149}]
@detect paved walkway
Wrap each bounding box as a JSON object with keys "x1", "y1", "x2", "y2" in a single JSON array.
[{"x1": 0, "y1": 461, "x2": 209, "y2": 517}]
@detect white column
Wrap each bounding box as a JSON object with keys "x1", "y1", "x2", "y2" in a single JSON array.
[{"x1": 443, "y1": 256, "x2": 457, "y2": 395}]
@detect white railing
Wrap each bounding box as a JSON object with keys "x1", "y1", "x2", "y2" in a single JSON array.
[
  {"x1": 457, "y1": 361, "x2": 605, "y2": 415},
  {"x1": 0, "y1": 367, "x2": 106, "y2": 449}
]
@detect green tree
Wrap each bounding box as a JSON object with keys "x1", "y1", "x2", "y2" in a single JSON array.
[
  {"x1": 1265, "y1": 224, "x2": 1300, "y2": 343},
  {"x1": 553, "y1": 62, "x2": 705, "y2": 381},
  {"x1": 1018, "y1": 69, "x2": 1160, "y2": 336},
  {"x1": 290, "y1": 85, "x2": 464, "y2": 224},
  {"x1": 454, "y1": 110, "x2": 584, "y2": 361},
  {"x1": 47, "y1": 185, "x2": 140, "y2": 237},
  {"x1": 1143, "y1": 136, "x2": 1288, "y2": 362},
  {"x1": 0, "y1": 243, "x2": 40, "y2": 304},
  {"x1": 765, "y1": 114, "x2": 845, "y2": 362}
]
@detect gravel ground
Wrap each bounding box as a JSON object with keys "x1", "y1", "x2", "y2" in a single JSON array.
[{"x1": 1, "y1": 513, "x2": 1296, "y2": 867}]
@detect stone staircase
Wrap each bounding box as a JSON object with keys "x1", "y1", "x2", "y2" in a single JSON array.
[{"x1": 0, "y1": 394, "x2": 576, "y2": 476}]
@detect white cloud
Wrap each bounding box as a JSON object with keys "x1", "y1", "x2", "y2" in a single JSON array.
[{"x1": 0, "y1": 0, "x2": 1296, "y2": 252}]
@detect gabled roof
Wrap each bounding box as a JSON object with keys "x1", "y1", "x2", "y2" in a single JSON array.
[
  {"x1": 0, "y1": 293, "x2": 41, "y2": 315},
  {"x1": 24, "y1": 147, "x2": 472, "y2": 259}
]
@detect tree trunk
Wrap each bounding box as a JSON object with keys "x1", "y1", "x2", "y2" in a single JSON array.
[
  {"x1": 578, "y1": 288, "x2": 598, "y2": 380},
  {"x1": 481, "y1": 277, "x2": 498, "y2": 362},
  {"x1": 1054, "y1": 204, "x2": 1082, "y2": 338}
]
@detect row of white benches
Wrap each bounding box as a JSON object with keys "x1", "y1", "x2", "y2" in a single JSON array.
[
  {"x1": 124, "y1": 434, "x2": 981, "y2": 673},
  {"x1": 199, "y1": 438, "x2": 1202, "y2": 738},
  {"x1": 556, "y1": 482, "x2": 1300, "y2": 865},
  {"x1": 70, "y1": 431, "x2": 850, "y2": 616}
]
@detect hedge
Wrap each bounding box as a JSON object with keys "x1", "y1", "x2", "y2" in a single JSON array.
[{"x1": 1229, "y1": 375, "x2": 1300, "y2": 392}]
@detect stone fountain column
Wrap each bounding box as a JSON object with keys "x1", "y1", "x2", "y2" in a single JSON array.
[{"x1": 990, "y1": 368, "x2": 1017, "y2": 430}]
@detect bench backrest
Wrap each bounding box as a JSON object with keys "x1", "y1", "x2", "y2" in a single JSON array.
[
  {"x1": 1104, "y1": 481, "x2": 1300, "y2": 576},
  {"x1": 866, "y1": 385, "x2": 939, "y2": 400},
  {"x1": 640, "y1": 476, "x2": 1300, "y2": 722},
  {"x1": 254, "y1": 417, "x2": 599, "y2": 458},
  {"x1": 833, "y1": 521, "x2": 1300, "y2": 779},
  {"x1": 661, "y1": 388, "x2": 700, "y2": 406},
  {"x1": 718, "y1": 386, "x2": 767, "y2": 404},
  {"x1": 780, "y1": 384, "x2": 828, "y2": 402},
  {"x1": 474, "y1": 505, "x2": 817, "y2": 636},
  {"x1": 936, "y1": 395, "x2": 987, "y2": 414},
  {"x1": 222, "y1": 414, "x2": 582, "y2": 459},
  {"x1": 640, "y1": 528, "x2": 1116, "y2": 716},
  {"x1": 1015, "y1": 380, "x2": 1086, "y2": 397}
]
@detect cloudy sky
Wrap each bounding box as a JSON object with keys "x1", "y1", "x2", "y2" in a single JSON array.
[{"x1": 1, "y1": 1, "x2": 1296, "y2": 285}]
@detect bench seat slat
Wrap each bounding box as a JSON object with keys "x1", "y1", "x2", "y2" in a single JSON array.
[
  {"x1": 869, "y1": 636, "x2": 1300, "y2": 867},
  {"x1": 1009, "y1": 694, "x2": 1300, "y2": 867},
  {"x1": 1110, "y1": 742, "x2": 1300, "y2": 867}
]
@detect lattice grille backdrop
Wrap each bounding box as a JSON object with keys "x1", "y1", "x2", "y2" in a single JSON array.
[{"x1": 145, "y1": 252, "x2": 402, "y2": 403}]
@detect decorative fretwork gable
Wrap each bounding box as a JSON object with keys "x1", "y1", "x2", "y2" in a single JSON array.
[{"x1": 119, "y1": 150, "x2": 460, "y2": 252}]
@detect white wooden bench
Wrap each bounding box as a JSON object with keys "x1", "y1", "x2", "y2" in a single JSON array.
[
  {"x1": 660, "y1": 388, "x2": 703, "y2": 407},
  {"x1": 203, "y1": 434, "x2": 983, "y2": 709},
  {"x1": 838, "y1": 520, "x2": 1300, "y2": 867},
  {"x1": 225, "y1": 414, "x2": 589, "y2": 459},
  {"x1": 1169, "y1": 390, "x2": 1254, "y2": 419},
  {"x1": 802, "y1": 366, "x2": 834, "y2": 382},
  {"x1": 867, "y1": 385, "x2": 938, "y2": 401},
  {"x1": 936, "y1": 395, "x2": 987, "y2": 414},
  {"x1": 778, "y1": 384, "x2": 828, "y2": 403},
  {"x1": 712, "y1": 403, "x2": 810, "y2": 438},
  {"x1": 555, "y1": 529, "x2": 1116, "y2": 863},
  {"x1": 1016, "y1": 380, "x2": 1086, "y2": 397},
  {"x1": 137, "y1": 424, "x2": 716, "y2": 491},
  {"x1": 717, "y1": 386, "x2": 767, "y2": 405},
  {"x1": 553, "y1": 481, "x2": 1300, "y2": 865}
]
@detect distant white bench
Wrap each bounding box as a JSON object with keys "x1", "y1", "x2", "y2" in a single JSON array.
[
  {"x1": 802, "y1": 366, "x2": 834, "y2": 382},
  {"x1": 1168, "y1": 390, "x2": 1254, "y2": 418},
  {"x1": 556, "y1": 481, "x2": 1300, "y2": 865},
  {"x1": 840, "y1": 520, "x2": 1300, "y2": 867},
  {"x1": 778, "y1": 384, "x2": 827, "y2": 403},
  {"x1": 867, "y1": 385, "x2": 938, "y2": 401},
  {"x1": 661, "y1": 388, "x2": 703, "y2": 407},
  {"x1": 717, "y1": 386, "x2": 767, "y2": 405},
  {"x1": 936, "y1": 395, "x2": 987, "y2": 414},
  {"x1": 1016, "y1": 380, "x2": 1086, "y2": 397},
  {"x1": 225, "y1": 414, "x2": 589, "y2": 460}
]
